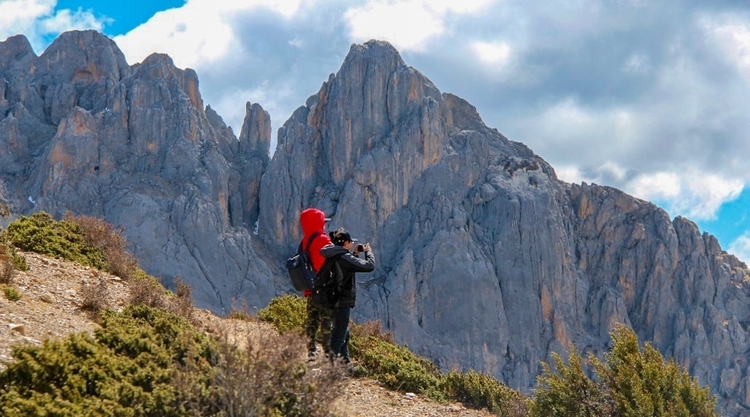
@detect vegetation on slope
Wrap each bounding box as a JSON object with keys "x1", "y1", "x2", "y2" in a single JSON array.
[
  {"x1": 0, "y1": 211, "x2": 721, "y2": 416},
  {"x1": 259, "y1": 295, "x2": 719, "y2": 417},
  {"x1": 0, "y1": 211, "x2": 138, "y2": 280},
  {"x1": 258, "y1": 294, "x2": 528, "y2": 416},
  {"x1": 530, "y1": 325, "x2": 718, "y2": 417}
]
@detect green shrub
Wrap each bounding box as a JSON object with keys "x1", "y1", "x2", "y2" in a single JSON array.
[
  {"x1": 1, "y1": 212, "x2": 107, "y2": 270},
  {"x1": 257, "y1": 294, "x2": 307, "y2": 333},
  {"x1": 257, "y1": 295, "x2": 525, "y2": 413},
  {"x1": 350, "y1": 332, "x2": 445, "y2": 400},
  {"x1": 3, "y1": 285, "x2": 21, "y2": 301},
  {"x1": 529, "y1": 349, "x2": 610, "y2": 416},
  {"x1": 0, "y1": 305, "x2": 216, "y2": 417},
  {"x1": 530, "y1": 325, "x2": 718, "y2": 417},
  {"x1": 442, "y1": 370, "x2": 528, "y2": 416},
  {"x1": 592, "y1": 326, "x2": 717, "y2": 417},
  {"x1": 0, "y1": 303, "x2": 345, "y2": 417}
]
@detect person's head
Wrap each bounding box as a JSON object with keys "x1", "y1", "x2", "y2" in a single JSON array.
[
  {"x1": 300, "y1": 208, "x2": 330, "y2": 235},
  {"x1": 330, "y1": 228, "x2": 357, "y2": 250}
]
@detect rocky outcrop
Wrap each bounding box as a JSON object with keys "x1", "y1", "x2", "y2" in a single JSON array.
[
  {"x1": 258, "y1": 40, "x2": 750, "y2": 414},
  {"x1": 3, "y1": 31, "x2": 750, "y2": 414},
  {"x1": 0, "y1": 31, "x2": 274, "y2": 311}
]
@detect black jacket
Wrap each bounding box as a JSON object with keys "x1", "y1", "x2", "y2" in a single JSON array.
[{"x1": 320, "y1": 244, "x2": 375, "y2": 308}]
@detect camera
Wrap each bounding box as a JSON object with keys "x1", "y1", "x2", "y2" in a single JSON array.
[{"x1": 356, "y1": 244, "x2": 364, "y2": 252}]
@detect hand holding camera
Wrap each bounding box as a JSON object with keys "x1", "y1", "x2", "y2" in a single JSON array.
[{"x1": 354, "y1": 243, "x2": 371, "y2": 255}]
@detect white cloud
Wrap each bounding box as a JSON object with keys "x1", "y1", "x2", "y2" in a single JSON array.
[
  {"x1": 344, "y1": 0, "x2": 493, "y2": 51},
  {"x1": 0, "y1": 0, "x2": 104, "y2": 53},
  {"x1": 473, "y1": 40, "x2": 511, "y2": 66},
  {"x1": 623, "y1": 53, "x2": 650, "y2": 74},
  {"x1": 40, "y1": 8, "x2": 108, "y2": 33},
  {"x1": 113, "y1": 4, "x2": 235, "y2": 68},
  {"x1": 113, "y1": 0, "x2": 308, "y2": 68},
  {"x1": 728, "y1": 232, "x2": 750, "y2": 265},
  {"x1": 701, "y1": 15, "x2": 750, "y2": 86},
  {"x1": 560, "y1": 161, "x2": 744, "y2": 221}
]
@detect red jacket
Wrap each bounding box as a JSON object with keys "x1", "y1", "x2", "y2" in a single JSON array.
[{"x1": 299, "y1": 208, "x2": 332, "y2": 296}]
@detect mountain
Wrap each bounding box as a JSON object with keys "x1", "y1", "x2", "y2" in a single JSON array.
[
  {"x1": 2, "y1": 30, "x2": 750, "y2": 415},
  {"x1": 0, "y1": 30, "x2": 274, "y2": 311},
  {"x1": 257, "y1": 40, "x2": 750, "y2": 415}
]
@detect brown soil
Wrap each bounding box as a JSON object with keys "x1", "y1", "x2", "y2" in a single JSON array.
[{"x1": 0, "y1": 251, "x2": 495, "y2": 417}]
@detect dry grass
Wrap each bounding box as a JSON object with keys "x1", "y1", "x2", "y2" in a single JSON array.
[
  {"x1": 173, "y1": 321, "x2": 347, "y2": 417},
  {"x1": 167, "y1": 276, "x2": 195, "y2": 322},
  {"x1": 0, "y1": 256, "x2": 14, "y2": 285},
  {"x1": 128, "y1": 275, "x2": 168, "y2": 309},
  {"x1": 64, "y1": 212, "x2": 138, "y2": 279},
  {"x1": 0, "y1": 243, "x2": 13, "y2": 285},
  {"x1": 79, "y1": 276, "x2": 110, "y2": 313},
  {"x1": 351, "y1": 320, "x2": 395, "y2": 344}
]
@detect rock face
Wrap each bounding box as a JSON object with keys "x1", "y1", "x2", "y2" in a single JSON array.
[
  {"x1": 258, "y1": 40, "x2": 750, "y2": 415},
  {"x1": 0, "y1": 31, "x2": 273, "y2": 311},
  {"x1": 3, "y1": 31, "x2": 750, "y2": 415}
]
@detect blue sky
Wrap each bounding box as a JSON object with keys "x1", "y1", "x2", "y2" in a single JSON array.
[
  {"x1": 1, "y1": 0, "x2": 749, "y2": 263},
  {"x1": 55, "y1": 0, "x2": 185, "y2": 36}
]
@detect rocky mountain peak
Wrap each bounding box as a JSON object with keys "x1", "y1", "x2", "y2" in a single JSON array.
[
  {"x1": 0, "y1": 34, "x2": 36, "y2": 71},
  {"x1": 0, "y1": 30, "x2": 275, "y2": 312},
  {"x1": 238, "y1": 102, "x2": 271, "y2": 160},
  {"x1": 133, "y1": 53, "x2": 203, "y2": 111},
  {"x1": 38, "y1": 30, "x2": 130, "y2": 83}
]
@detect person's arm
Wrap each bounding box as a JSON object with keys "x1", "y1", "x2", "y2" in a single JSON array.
[{"x1": 340, "y1": 247, "x2": 375, "y2": 273}]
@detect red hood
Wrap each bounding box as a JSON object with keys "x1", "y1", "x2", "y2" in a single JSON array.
[{"x1": 300, "y1": 208, "x2": 326, "y2": 236}]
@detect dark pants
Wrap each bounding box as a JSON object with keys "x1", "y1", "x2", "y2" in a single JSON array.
[
  {"x1": 305, "y1": 297, "x2": 332, "y2": 354},
  {"x1": 330, "y1": 306, "x2": 351, "y2": 362}
]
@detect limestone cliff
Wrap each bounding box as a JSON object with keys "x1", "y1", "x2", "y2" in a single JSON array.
[
  {"x1": 0, "y1": 31, "x2": 273, "y2": 311},
  {"x1": 257, "y1": 40, "x2": 750, "y2": 415}
]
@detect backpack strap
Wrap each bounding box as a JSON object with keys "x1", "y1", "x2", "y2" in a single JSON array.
[{"x1": 301, "y1": 231, "x2": 321, "y2": 252}]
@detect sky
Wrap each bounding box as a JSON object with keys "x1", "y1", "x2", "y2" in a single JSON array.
[{"x1": 1, "y1": 0, "x2": 749, "y2": 263}]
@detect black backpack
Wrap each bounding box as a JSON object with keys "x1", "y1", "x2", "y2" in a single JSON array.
[
  {"x1": 310, "y1": 254, "x2": 344, "y2": 308},
  {"x1": 286, "y1": 232, "x2": 321, "y2": 291}
]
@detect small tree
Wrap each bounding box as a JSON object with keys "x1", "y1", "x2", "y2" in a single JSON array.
[
  {"x1": 592, "y1": 326, "x2": 717, "y2": 417},
  {"x1": 530, "y1": 348, "x2": 611, "y2": 417},
  {"x1": 530, "y1": 325, "x2": 718, "y2": 417}
]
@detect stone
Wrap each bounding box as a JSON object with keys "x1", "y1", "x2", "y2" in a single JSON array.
[
  {"x1": 40, "y1": 293, "x2": 56, "y2": 303},
  {"x1": 8, "y1": 323, "x2": 24, "y2": 335}
]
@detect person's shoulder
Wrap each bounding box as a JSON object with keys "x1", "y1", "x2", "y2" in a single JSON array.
[{"x1": 311, "y1": 231, "x2": 331, "y2": 245}]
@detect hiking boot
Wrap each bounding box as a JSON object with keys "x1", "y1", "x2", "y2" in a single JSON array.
[{"x1": 345, "y1": 361, "x2": 361, "y2": 377}]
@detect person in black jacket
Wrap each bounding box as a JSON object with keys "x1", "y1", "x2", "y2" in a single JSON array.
[{"x1": 320, "y1": 228, "x2": 375, "y2": 364}]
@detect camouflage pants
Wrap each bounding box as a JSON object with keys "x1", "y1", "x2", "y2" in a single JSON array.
[{"x1": 306, "y1": 297, "x2": 333, "y2": 354}]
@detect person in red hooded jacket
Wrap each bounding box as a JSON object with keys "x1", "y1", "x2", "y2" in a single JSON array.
[{"x1": 299, "y1": 208, "x2": 333, "y2": 358}]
